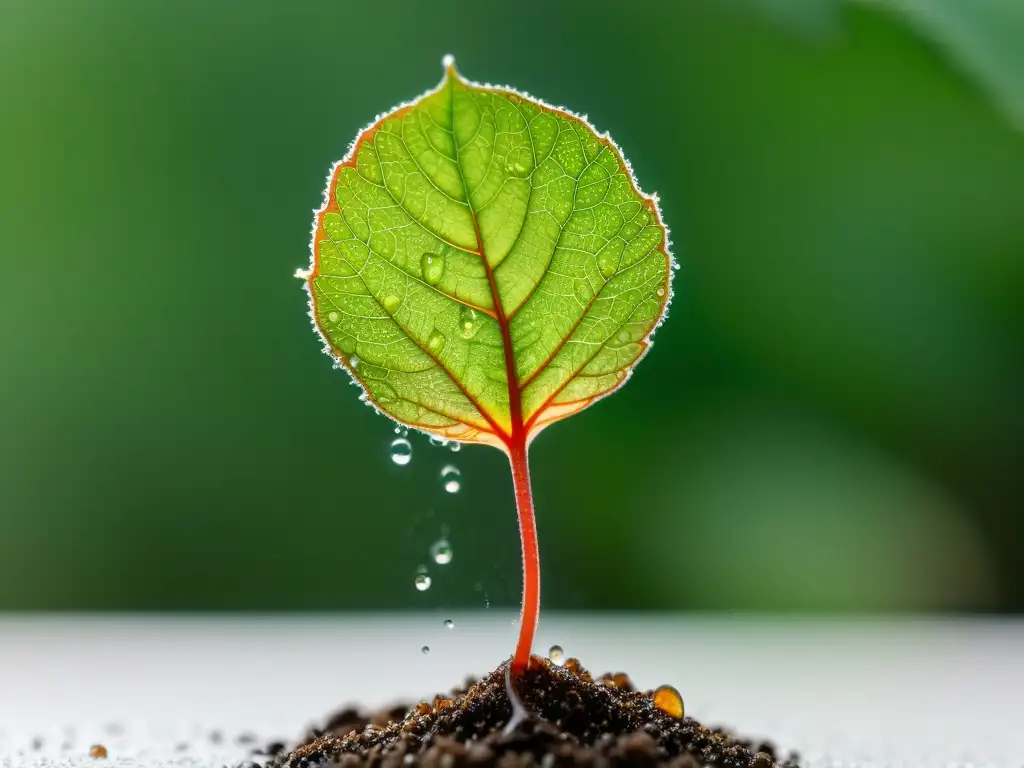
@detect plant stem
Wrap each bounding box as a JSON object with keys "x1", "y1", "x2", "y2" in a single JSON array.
[{"x1": 508, "y1": 435, "x2": 539, "y2": 676}]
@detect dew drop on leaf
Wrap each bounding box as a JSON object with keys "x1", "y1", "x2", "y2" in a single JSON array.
[
  {"x1": 382, "y1": 294, "x2": 401, "y2": 313},
  {"x1": 338, "y1": 336, "x2": 357, "y2": 354},
  {"x1": 427, "y1": 328, "x2": 446, "y2": 352},
  {"x1": 440, "y1": 465, "x2": 461, "y2": 493},
  {"x1": 390, "y1": 438, "x2": 412, "y2": 466},
  {"x1": 444, "y1": 619, "x2": 454, "y2": 629},
  {"x1": 597, "y1": 252, "x2": 617, "y2": 278},
  {"x1": 458, "y1": 307, "x2": 478, "y2": 339},
  {"x1": 503, "y1": 151, "x2": 531, "y2": 178},
  {"x1": 349, "y1": 354, "x2": 360, "y2": 369},
  {"x1": 549, "y1": 645, "x2": 565, "y2": 665},
  {"x1": 653, "y1": 685, "x2": 684, "y2": 719},
  {"x1": 430, "y1": 538, "x2": 453, "y2": 565},
  {"x1": 656, "y1": 287, "x2": 666, "y2": 297},
  {"x1": 327, "y1": 311, "x2": 340, "y2": 323},
  {"x1": 421, "y1": 253, "x2": 445, "y2": 286}
]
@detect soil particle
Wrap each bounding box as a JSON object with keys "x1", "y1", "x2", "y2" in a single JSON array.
[{"x1": 270, "y1": 656, "x2": 796, "y2": 767}]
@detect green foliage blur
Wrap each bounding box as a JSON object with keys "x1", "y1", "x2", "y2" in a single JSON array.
[{"x1": 1, "y1": 0, "x2": 1021, "y2": 613}]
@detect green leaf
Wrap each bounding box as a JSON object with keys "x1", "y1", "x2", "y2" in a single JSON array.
[
  {"x1": 740, "y1": 0, "x2": 1024, "y2": 131},
  {"x1": 301, "y1": 57, "x2": 673, "y2": 451},
  {"x1": 855, "y1": 0, "x2": 1024, "y2": 131}
]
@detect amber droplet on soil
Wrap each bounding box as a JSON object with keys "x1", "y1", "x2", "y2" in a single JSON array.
[
  {"x1": 89, "y1": 744, "x2": 108, "y2": 759},
  {"x1": 653, "y1": 684, "x2": 684, "y2": 719}
]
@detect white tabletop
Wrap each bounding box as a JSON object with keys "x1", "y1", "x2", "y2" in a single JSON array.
[{"x1": 0, "y1": 615, "x2": 1020, "y2": 767}]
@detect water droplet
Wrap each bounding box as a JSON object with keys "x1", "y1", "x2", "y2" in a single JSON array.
[
  {"x1": 440, "y1": 465, "x2": 461, "y2": 493},
  {"x1": 443, "y1": 619, "x2": 454, "y2": 629},
  {"x1": 597, "y1": 252, "x2": 617, "y2": 278},
  {"x1": 327, "y1": 311, "x2": 340, "y2": 323},
  {"x1": 653, "y1": 685, "x2": 684, "y2": 719},
  {"x1": 349, "y1": 354, "x2": 360, "y2": 369},
  {"x1": 504, "y1": 153, "x2": 531, "y2": 178},
  {"x1": 459, "y1": 307, "x2": 478, "y2": 339},
  {"x1": 390, "y1": 438, "x2": 412, "y2": 466},
  {"x1": 427, "y1": 328, "x2": 446, "y2": 352},
  {"x1": 414, "y1": 571, "x2": 432, "y2": 591},
  {"x1": 656, "y1": 287, "x2": 666, "y2": 298},
  {"x1": 428, "y1": 435, "x2": 448, "y2": 447},
  {"x1": 338, "y1": 335, "x2": 357, "y2": 354},
  {"x1": 549, "y1": 645, "x2": 565, "y2": 665},
  {"x1": 430, "y1": 538, "x2": 453, "y2": 565},
  {"x1": 617, "y1": 330, "x2": 629, "y2": 343},
  {"x1": 421, "y1": 645, "x2": 430, "y2": 654},
  {"x1": 616, "y1": 370, "x2": 625, "y2": 381},
  {"x1": 449, "y1": 441, "x2": 461, "y2": 453},
  {"x1": 382, "y1": 294, "x2": 401, "y2": 313},
  {"x1": 421, "y1": 253, "x2": 445, "y2": 286}
]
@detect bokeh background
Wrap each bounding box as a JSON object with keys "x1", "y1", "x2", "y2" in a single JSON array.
[{"x1": 1, "y1": 0, "x2": 1021, "y2": 614}]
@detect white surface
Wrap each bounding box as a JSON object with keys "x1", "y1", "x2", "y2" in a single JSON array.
[{"x1": 0, "y1": 615, "x2": 1021, "y2": 767}]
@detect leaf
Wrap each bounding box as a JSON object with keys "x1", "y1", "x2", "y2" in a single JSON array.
[
  {"x1": 301, "y1": 57, "x2": 674, "y2": 452},
  {"x1": 739, "y1": 0, "x2": 1024, "y2": 132},
  {"x1": 855, "y1": 0, "x2": 1024, "y2": 131}
]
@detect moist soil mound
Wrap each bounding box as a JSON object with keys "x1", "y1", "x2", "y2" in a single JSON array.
[{"x1": 269, "y1": 656, "x2": 795, "y2": 768}]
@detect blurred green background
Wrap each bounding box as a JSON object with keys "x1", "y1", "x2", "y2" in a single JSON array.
[{"x1": 1, "y1": 0, "x2": 1021, "y2": 613}]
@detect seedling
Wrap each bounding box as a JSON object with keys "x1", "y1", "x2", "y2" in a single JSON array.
[{"x1": 299, "y1": 56, "x2": 673, "y2": 676}]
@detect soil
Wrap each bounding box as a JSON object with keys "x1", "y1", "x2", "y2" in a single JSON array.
[{"x1": 266, "y1": 656, "x2": 796, "y2": 768}]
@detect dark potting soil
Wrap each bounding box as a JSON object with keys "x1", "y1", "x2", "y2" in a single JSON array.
[{"x1": 267, "y1": 656, "x2": 796, "y2": 768}]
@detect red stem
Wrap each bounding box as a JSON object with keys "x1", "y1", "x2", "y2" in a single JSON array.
[{"x1": 508, "y1": 435, "x2": 539, "y2": 675}]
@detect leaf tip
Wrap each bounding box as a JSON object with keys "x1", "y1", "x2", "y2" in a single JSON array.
[{"x1": 441, "y1": 53, "x2": 461, "y2": 82}]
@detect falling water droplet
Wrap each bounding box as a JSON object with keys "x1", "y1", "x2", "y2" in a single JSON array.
[
  {"x1": 327, "y1": 311, "x2": 340, "y2": 323},
  {"x1": 427, "y1": 328, "x2": 446, "y2": 352},
  {"x1": 414, "y1": 570, "x2": 432, "y2": 591},
  {"x1": 653, "y1": 685, "x2": 684, "y2": 719},
  {"x1": 429, "y1": 435, "x2": 448, "y2": 447},
  {"x1": 382, "y1": 294, "x2": 401, "y2": 313},
  {"x1": 449, "y1": 441, "x2": 461, "y2": 453},
  {"x1": 421, "y1": 645, "x2": 430, "y2": 654},
  {"x1": 390, "y1": 438, "x2": 412, "y2": 466},
  {"x1": 459, "y1": 307, "x2": 478, "y2": 339},
  {"x1": 430, "y1": 538, "x2": 453, "y2": 565},
  {"x1": 548, "y1": 645, "x2": 565, "y2": 665},
  {"x1": 440, "y1": 465, "x2": 461, "y2": 493},
  {"x1": 444, "y1": 619, "x2": 454, "y2": 629},
  {"x1": 421, "y1": 253, "x2": 446, "y2": 286}
]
